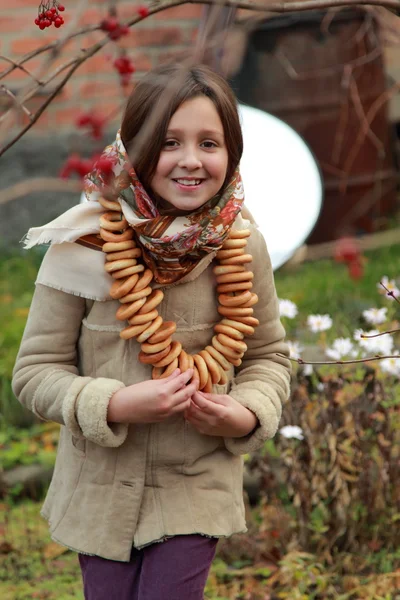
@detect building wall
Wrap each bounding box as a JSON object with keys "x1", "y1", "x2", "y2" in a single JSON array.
[{"x1": 0, "y1": 0, "x2": 202, "y2": 135}]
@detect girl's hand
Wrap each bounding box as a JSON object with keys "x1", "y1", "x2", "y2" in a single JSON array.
[
  {"x1": 108, "y1": 369, "x2": 198, "y2": 424},
  {"x1": 184, "y1": 391, "x2": 258, "y2": 438}
]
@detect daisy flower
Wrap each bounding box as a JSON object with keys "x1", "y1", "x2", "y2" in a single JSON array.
[
  {"x1": 278, "y1": 299, "x2": 298, "y2": 319},
  {"x1": 307, "y1": 314, "x2": 333, "y2": 333},
  {"x1": 362, "y1": 307, "x2": 388, "y2": 326}
]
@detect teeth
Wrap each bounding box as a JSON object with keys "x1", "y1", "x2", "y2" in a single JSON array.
[{"x1": 176, "y1": 179, "x2": 201, "y2": 186}]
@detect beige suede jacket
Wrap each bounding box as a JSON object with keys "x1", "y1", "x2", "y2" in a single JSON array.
[{"x1": 12, "y1": 219, "x2": 291, "y2": 562}]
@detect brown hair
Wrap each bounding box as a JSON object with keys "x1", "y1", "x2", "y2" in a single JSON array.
[{"x1": 120, "y1": 63, "x2": 243, "y2": 194}]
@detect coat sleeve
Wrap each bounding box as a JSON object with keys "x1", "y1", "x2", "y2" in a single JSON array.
[
  {"x1": 12, "y1": 282, "x2": 128, "y2": 448},
  {"x1": 224, "y1": 225, "x2": 291, "y2": 456}
]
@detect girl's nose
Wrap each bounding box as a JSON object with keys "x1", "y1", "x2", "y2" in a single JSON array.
[{"x1": 178, "y1": 148, "x2": 202, "y2": 170}]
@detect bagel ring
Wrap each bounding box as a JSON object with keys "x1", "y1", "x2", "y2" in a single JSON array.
[
  {"x1": 133, "y1": 269, "x2": 154, "y2": 292},
  {"x1": 220, "y1": 318, "x2": 255, "y2": 336},
  {"x1": 120, "y1": 286, "x2": 152, "y2": 304},
  {"x1": 141, "y1": 335, "x2": 172, "y2": 354},
  {"x1": 193, "y1": 354, "x2": 208, "y2": 389},
  {"x1": 227, "y1": 229, "x2": 251, "y2": 239},
  {"x1": 103, "y1": 240, "x2": 136, "y2": 253},
  {"x1": 216, "y1": 248, "x2": 245, "y2": 260},
  {"x1": 199, "y1": 350, "x2": 221, "y2": 384},
  {"x1": 100, "y1": 228, "x2": 134, "y2": 243},
  {"x1": 160, "y1": 357, "x2": 179, "y2": 378},
  {"x1": 221, "y1": 238, "x2": 247, "y2": 249},
  {"x1": 112, "y1": 264, "x2": 145, "y2": 279},
  {"x1": 217, "y1": 281, "x2": 253, "y2": 294},
  {"x1": 205, "y1": 345, "x2": 231, "y2": 371},
  {"x1": 178, "y1": 349, "x2": 190, "y2": 372},
  {"x1": 128, "y1": 308, "x2": 159, "y2": 326},
  {"x1": 241, "y1": 293, "x2": 259, "y2": 308},
  {"x1": 138, "y1": 345, "x2": 171, "y2": 365},
  {"x1": 217, "y1": 333, "x2": 247, "y2": 354},
  {"x1": 215, "y1": 270, "x2": 254, "y2": 284},
  {"x1": 217, "y1": 366, "x2": 228, "y2": 385},
  {"x1": 187, "y1": 354, "x2": 194, "y2": 370},
  {"x1": 230, "y1": 316, "x2": 259, "y2": 327},
  {"x1": 219, "y1": 254, "x2": 252, "y2": 265},
  {"x1": 116, "y1": 297, "x2": 147, "y2": 321},
  {"x1": 106, "y1": 248, "x2": 142, "y2": 262},
  {"x1": 218, "y1": 291, "x2": 253, "y2": 307},
  {"x1": 120, "y1": 321, "x2": 152, "y2": 340},
  {"x1": 152, "y1": 366, "x2": 163, "y2": 379},
  {"x1": 204, "y1": 374, "x2": 213, "y2": 393},
  {"x1": 153, "y1": 341, "x2": 182, "y2": 368},
  {"x1": 212, "y1": 335, "x2": 243, "y2": 360},
  {"x1": 98, "y1": 197, "x2": 121, "y2": 211},
  {"x1": 136, "y1": 315, "x2": 163, "y2": 343},
  {"x1": 214, "y1": 323, "x2": 244, "y2": 340},
  {"x1": 110, "y1": 274, "x2": 139, "y2": 299},
  {"x1": 137, "y1": 290, "x2": 164, "y2": 314},
  {"x1": 148, "y1": 321, "x2": 177, "y2": 344},
  {"x1": 104, "y1": 258, "x2": 137, "y2": 274},
  {"x1": 192, "y1": 365, "x2": 200, "y2": 384},
  {"x1": 212, "y1": 264, "x2": 245, "y2": 276},
  {"x1": 99, "y1": 212, "x2": 128, "y2": 232},
  {"x1": 218, "y1": 306, "x2": 254, "y2": 318}
]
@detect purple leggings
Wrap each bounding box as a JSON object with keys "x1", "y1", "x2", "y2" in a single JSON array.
[{"x1": 79, "y1": 535, "x2": 218, "y2": 600}]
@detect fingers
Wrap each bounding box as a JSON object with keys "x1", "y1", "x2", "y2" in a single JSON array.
[
  {"x1": 163, "y1": 368, "x2": 193, "y2": 393},
  {"x1": 170, "y1": 380, "x2": 198, "y2": 413},
  {"x1": 191, "y1": 391, "x2": 225, "y2": 415}
]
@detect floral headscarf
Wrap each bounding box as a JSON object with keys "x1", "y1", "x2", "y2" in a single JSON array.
[{"x1": 84, "y1": 130, "x2": 245, "y2": 284}]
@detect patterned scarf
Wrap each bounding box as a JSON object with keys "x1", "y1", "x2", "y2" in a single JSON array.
[{"x1": 84, "y1": 130, "x2": 245, "y2": 285}]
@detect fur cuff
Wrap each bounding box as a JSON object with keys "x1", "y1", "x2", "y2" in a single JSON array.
[
  {"x1": 224, "y1": 383, "x2": 283, "y2": 456},
  {"x1": 76, "y1": 378, "x2": 128, "y2": 447}
]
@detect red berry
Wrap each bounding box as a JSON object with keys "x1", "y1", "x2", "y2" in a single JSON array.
[
  {"x1": 58, "y1": 4, "x2": 65, "y2": 11},
  {"x1": 55, "y1": 17, "x2": 62, "y2": 27},
  {"x1": 67, "y1": 154, "x2": 81, "y2": 170},
  {"x1": 39, "y1": 21, "x2": 46, "y2": 29},
  {"x1": 106, "y1": 16, "x2": 119, "y2": 31},
  {"x1": 51, "y1": 7, "x2": 57, "y2": 13},
  {"x1": 35, "y1": 18, "x2": 40, "y2": 25},
  {"x1": 137, "y1": 6, "x2": 149, "y2": 18},
  {"x1": 46, "y1": 10, "x2": 53, "y2": 18},
  {"x1": 120, "y1": 25, "x2": 129, "y2": 35}
]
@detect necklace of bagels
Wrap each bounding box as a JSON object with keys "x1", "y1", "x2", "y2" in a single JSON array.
[{"x1": 98, "y1": 196, "x2": 259, "y2": 391}]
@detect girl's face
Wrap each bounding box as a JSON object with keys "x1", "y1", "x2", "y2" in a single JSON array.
[{"x1": 150, "y1": 96, "x2": 229, "y2": 215}]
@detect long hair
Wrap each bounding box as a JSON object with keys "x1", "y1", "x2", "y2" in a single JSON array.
[{"x1": 120, "y1": 63, "x2": 243, "y2": 194}]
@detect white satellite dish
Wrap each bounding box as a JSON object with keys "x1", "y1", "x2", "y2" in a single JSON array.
[
  {"x1": 80, "y1": 105, "x2": 323, "y2": 270},
  {"x1": 238, "y1": 104, "x2": 323, "y2": 270}
]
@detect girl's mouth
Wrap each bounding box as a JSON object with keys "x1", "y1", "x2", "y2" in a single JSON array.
[{"x1": 172, "y1": 178, "x2": 204, "y2": 191}]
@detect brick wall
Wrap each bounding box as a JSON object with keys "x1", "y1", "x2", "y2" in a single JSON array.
[{"x1": 0, "y1": 0, "x2": 202, "y2": 135}]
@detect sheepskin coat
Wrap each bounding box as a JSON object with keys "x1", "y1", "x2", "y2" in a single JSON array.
[{"x1": 12, "y1": 216, "x2": 291, "y2": 562}]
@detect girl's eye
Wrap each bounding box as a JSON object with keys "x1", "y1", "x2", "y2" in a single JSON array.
[
  {"x1": 164, "y1": 140, "x2": 178, "y2": 148},
  {"x1": 201, "y1": 141, "x2": 217, "y2": 149}
]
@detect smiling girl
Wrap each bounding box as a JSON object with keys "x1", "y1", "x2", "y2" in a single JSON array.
[{"x1": 12, "y1": 64, "x2": 291, "y2": 600}]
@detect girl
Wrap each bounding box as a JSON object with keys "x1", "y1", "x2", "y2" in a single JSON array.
[{"x1": 12, "y1": 64, "x2": 291, "y2": 600}]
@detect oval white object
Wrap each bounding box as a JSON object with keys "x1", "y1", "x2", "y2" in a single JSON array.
[{"x1": 238, "y1": 104, "x2": 323, "y2": 270}]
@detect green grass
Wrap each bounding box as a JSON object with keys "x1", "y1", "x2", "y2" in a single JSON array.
[{"x1": 274, "y1": 244, "x2": 400, "y2": 340}]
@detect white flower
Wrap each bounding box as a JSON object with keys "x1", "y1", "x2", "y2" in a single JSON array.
[
  {"x1": 377, "y1": 276, "x2": 400, "y2": 301},
  {"x1": 357, "y1": 329, "x2": 394, "y2": 355},
  {"x1": 363, "y1": 307, "x2": 388, "y2": 325},
  {"x1": 287, "y1": 340, "x2": 303, "y2": 359},
  {"x1": 280, "y1": 425, "x2": 304, "y2": 440},
  {"x1": 279, "y1": 299, "x2": 298, "y2": 319},
  {"x1": 325, "y1": 338, "x2": 354, "y2": 360},
  {"x1": 380, "y1": 353, "x2": 400, "y2": 377},
  {"x1": 307, "y1": 314, "x2": 333, "y2": 333},
  {"x1": 302, "y1": 363, "x2": 314, "y2": 376}
]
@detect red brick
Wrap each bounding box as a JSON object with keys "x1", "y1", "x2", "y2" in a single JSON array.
[
  {"x1": 11, "y1": 35, "x2": 56, "y2": 55},
  {"x1": 121, "y1": 27, "x2": 182, "y2": 49},
  {"x1": 78, "y1": 53, "x2": 115, "y2": 76},
  {"x1": 0, "y1": 15, "x2": 34, "y2": 32},
  {"x1": 79, "y1": 80, "x2": 121, "y2": 100},
  {"x1": 153, "y1": 5, "x2": 202, "y2": 20},
  {"x1": 52, "y1": 101, "x2": 121, "y2": 126}
]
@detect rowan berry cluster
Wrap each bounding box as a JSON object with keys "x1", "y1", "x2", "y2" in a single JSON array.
[
  {"x1": 60, "y1": 154, "x2": 113, "y2": 180},
  {"x1": 100, "y1": 16, "x2": 130, "y2": 41},
  {"x1": 334, "y1": 237, "x2": 364, "y2": 280},
  {"x1": 76, "y1": 113, "x2": 105, "y2": 141},
  {"x1": 114, "y1": 56, "x2": 136, "y2": 87},
  {"x1": 35, "y1": 2, "x2": 65, "y2": 29}
]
